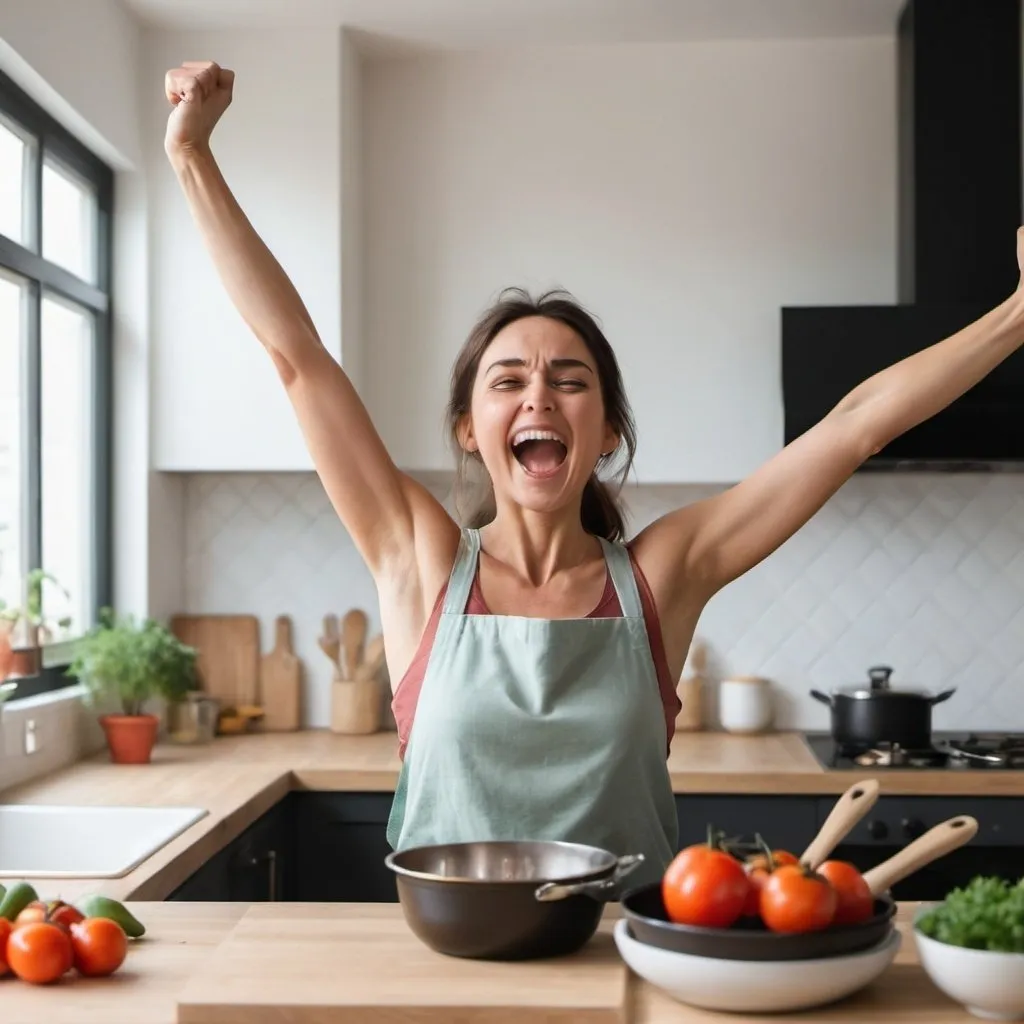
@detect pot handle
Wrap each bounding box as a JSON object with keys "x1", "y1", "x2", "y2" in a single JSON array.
[
  {"x1": 809, "y1": 690, "x2": 833, "y2": 707},
  {"x1": 929, "y1": 688, "x2": 956, "y2": 706},
  {"x1": 533, "y1": 853, "x2": 645, "y2": 903}
]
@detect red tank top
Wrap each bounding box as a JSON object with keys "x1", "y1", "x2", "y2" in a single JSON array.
[{"x1": 391, "y1": 544, "x2": 681, "y2": 760}]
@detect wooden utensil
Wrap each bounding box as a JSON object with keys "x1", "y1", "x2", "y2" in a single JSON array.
[
  {"x1": 259, "y1": 615, "x2": 302, "y2": 732},
  {"x1": 170, "y1": 614, "x2": 260, "y2": 710},
  {"x1": 318, "y1": 613, "x2": 340, "y2": 667},
  {"x1": 799, "y1": 778, "x2": 881, "y2": 870},
  {"x1": 354, "y1": 634, "x2": 385, "y2": 682},
  {"x1": 863, "y1": 814, "x2": 979, "y2": 895},
  {"x1": 340, "y1": 609, "x2": 367, "y2": 679}
]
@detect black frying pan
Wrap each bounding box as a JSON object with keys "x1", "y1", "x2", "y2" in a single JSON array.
[{"x1": 621, "y1": 814, "x2": 977, "y2": 962}]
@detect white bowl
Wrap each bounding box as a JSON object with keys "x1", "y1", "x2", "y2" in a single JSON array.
[
  {"x1": 613, "y1": 917, "x2": 901, "y2": 1013},
  {"x1": 914, "y1": 911, "x2": 1024, "y2": 1021}
]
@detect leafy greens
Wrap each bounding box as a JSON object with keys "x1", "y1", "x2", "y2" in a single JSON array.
[{"x1": 917, "y1": 876, "x2": 1024, "y2": 953}]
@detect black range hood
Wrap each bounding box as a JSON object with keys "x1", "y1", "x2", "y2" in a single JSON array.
[{"x1": 781, "y1": 0, "x2": 1023, "y2": 469}]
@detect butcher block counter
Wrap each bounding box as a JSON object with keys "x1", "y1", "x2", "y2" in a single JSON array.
[
  {"x1": 0, "y1": 901, "x2": 977, "y2": 1024},
  {"x1": 3, "y1": 729, "x2": 1023, "y2": 903}
]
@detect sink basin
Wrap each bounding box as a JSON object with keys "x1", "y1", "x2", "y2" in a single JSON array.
[{"x1": 0, "y1": 805, "x2": 208, "y2": 879}]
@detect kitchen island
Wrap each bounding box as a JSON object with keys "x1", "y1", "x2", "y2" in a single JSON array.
[{"x1": 0, "y1": 901, "x2": 974, "y2": 1023}]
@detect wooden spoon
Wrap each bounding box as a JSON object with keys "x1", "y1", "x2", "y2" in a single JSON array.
[
  {"x1": 863, "y1": 815, "x2": 979, "y2": 896},
  {"x1": 318, "y1": 614, "x2": 340, "y2": 667},
  {"x1": 341, "y1": 609, "x2": 368, "y2": 679},
  {"x1": 354, "y1": 635, "x2": 386, "y2": 682},
  {"x1": 799, "y1": 779, "x2": 881, "y2": 870}
]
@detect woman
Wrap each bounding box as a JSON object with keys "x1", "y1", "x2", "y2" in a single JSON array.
[{"x1": 164, "y1": 61, "x2": 1024, "y2": 886}]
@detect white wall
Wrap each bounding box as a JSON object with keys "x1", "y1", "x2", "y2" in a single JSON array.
[
  {"x1": 144, "y1": 28, "x2": 346, "y2": 471},
  {"x1": 363, "y1": 40, "x2": 897, "y2": 481}
]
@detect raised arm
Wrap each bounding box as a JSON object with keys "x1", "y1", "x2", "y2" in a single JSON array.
[
  {"x1": 634, "y1": 228, "x2": 1024, "y2": 613},
  {"x1": 163, "y1": 61, "x2": 456, "y2": 579}
]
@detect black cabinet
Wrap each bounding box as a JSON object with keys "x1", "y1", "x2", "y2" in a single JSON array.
[
  {"x1": 290, "y1": 793, "x2": 398, "y2": 903},
  {"x1": 674, "y1": 795, "x2": 819, "y2": 853},
  {"x1": 167, "y1": 797, "x2": 292, "y2": 902}
]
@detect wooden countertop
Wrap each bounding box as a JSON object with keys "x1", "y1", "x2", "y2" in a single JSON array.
[
  {"x1": 0, "y1": 902, "x2": 981, "y2": 1023},
  {"x1": 2, "y1": 729, "x2": 1021, "y2": 902}
]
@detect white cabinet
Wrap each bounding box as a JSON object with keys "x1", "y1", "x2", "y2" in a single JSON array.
[
  {"x1": 361, "y1": 43, "x2": 895, "y2": 483},
  {"x1": 149, "y1": 31, "x2": 362, "y2": 472}
]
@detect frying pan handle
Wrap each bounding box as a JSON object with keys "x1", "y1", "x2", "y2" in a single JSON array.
[
  {"x1": 534, "y1": 853, "x2": 645, "y2": 903},
  {"x1": 861, "y1": 815, "x2": 979, "y2": 896},
  {"x1": 929, "y1": 688, "x2": 956, "y2": 706},
  {"x1": 799, "y1": 779, "x2": 880, "y2": 870}
]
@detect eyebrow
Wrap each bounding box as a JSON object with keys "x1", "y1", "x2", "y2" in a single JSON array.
[{"x1": 485, "y1": 357, "x2": 595, "y2": 375}]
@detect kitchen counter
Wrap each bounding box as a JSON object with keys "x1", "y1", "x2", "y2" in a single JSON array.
[
  {"x1": 3, "y1": 729, "x2": 1022, "y2": 902},
  {"x1": 0, "y1": 901, "x2": 978, "y2": 1023}
]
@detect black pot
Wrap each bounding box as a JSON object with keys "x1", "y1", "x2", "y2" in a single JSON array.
[{"x1": 810, "y1": 665, "x2": 955, "y2": 749}]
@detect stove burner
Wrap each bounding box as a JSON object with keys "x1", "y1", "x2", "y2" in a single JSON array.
[
  {"x1": 849, "y1": 742, "x2": 947, "y2": 769},
  {"x1": 941, "y1": 733, "x2": 1024, "y2": 769}
]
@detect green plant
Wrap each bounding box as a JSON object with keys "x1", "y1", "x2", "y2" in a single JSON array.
[
  {"x1": 0, "y1": 569, "x2": 73, "y2": 643},
  {"x1": 67, "y1": 609, "x2": 198, "y2": 717},
  {"x1": 917, "y1": 875, "x2": 1024, "y2": 953}
]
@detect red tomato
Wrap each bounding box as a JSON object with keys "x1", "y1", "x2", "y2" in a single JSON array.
[
  {"x1": 662, "y1": 842, "x2": 750, "y2": 928},
  {"x1": 759, "y1": 864, "x2": 837, "y2": 934},
  {"x1": 745, "y1": 849, "x2": 800, "y2": 873},
  {"x1": 13, "y1": 901, "x2": 49, "y2": 928},
  {"x1": 70, "y1": 918, "x2": 128, "y2": 977},
  {"x1": 0, "y1": 918, "x2": 11, "y2": 977},
  {"x1": 6, "y1": 922, "x2": 73, "y2": 984},
  {"x1": 818, "y1": 860, "x2": 874, "y2": 925},
  {"x1": 48, "y1": 901, "x2": 86, "y2": 931}
]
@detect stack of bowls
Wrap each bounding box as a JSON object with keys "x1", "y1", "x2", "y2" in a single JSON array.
[{"x1": 614, "y1": 881, "x2": 901, "y2": 1014}]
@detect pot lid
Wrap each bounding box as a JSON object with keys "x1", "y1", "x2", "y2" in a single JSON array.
[{"x1": 835, "y1": 666, "x2": 936, "y2": 699}]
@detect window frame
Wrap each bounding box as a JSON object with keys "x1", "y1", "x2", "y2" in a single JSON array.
[{"x1": 0, "y1": 68, "x2": 113, "y2": 703}]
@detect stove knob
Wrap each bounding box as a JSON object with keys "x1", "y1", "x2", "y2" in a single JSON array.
[
  {"x1": 867, "y1": 820, "x2": 888, "y2": 840},
  {"x1": 902, "y1": 818, "x2": 925, "y2": 840}
]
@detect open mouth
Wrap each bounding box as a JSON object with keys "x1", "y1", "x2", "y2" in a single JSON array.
[{"x1": 510, "y1": 430, "x2": 568, "y2": 479}]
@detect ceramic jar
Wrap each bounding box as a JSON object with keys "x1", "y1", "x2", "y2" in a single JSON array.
[{"x1": 718, "y1": 675, "x2": 774, "y2": 734}]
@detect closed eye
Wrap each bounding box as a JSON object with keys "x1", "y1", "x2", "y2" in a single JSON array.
[{"x1": 491, "y1": 377, "x2": 524, "y2": 390}]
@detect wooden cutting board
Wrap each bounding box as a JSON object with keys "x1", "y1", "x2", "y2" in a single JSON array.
[
  {"x1": 170, "y1": 614, "x2": 260, "y2": 709},
  {"x1": 176, "y1": 903, "x2": 626, "y2": 1023},
  {"x1": 258, "y1": 615, "x2": 301, "y2": 731}
]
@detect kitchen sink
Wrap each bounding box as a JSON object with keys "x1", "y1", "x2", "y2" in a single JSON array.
[{"x1": 0, "y1": 804, "x2": 208, "y2": 879}]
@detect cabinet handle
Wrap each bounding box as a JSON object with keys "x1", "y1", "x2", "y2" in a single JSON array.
[{"x1": 267, "y1": 849, "x2": 278, "y2": 902}]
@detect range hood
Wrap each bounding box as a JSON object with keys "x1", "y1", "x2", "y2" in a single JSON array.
[{"x1": 781, "y1": 0, "x2": 1023, "y2": 469}]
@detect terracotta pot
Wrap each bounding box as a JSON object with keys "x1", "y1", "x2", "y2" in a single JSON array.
[{"x1": 100, "y1": 713, "x2": 160, "y2": 764}]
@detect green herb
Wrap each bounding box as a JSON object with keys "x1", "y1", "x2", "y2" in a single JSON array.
[{"x1": 917, "y1": 876, "x2": 1024, "y2": 953}]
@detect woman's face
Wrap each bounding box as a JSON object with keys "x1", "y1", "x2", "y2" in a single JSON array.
[{"x1": 461, "y1": 316, "x2": 618, "y2": 517}]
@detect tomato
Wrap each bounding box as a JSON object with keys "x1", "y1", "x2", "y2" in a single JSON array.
[
  {"x1": 759, "y1": 864, "x2": 837, "y2": 934},
  {"x1": 0, "y1": 918, "x2": 11, "y2": 977},
  {"x1": 662, "y1": 842, "x2": 750, "y2": 928},
  {"x1": 48, "y1": 901, "x2": 86, "y2": 931},
  {"x1": 818, "y1": 860, "x2": 874, "y2": 925},
  {"x1": 6, "y1": 922, "x2": 73, "y2": 984},
  {"x1": 745, "y1": 849, "x2": 799, "y2": 873},
  {"x1": 70, "y1": 917, "x2": 128, "y2": 977},
  {"x1": 14, "y1": 901, "x2": 49, "y2": 928}
]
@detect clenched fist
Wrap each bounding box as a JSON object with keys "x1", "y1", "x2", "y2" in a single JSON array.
[{"x1": 164, "y1": 60, "x2": 234, "y2": 158}]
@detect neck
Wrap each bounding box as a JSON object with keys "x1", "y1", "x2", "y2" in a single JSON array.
[{"x1": 480, "y1": 500, "x2": 600, "y2": 587}]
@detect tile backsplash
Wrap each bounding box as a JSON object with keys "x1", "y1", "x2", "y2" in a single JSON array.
[{"x1": 183, "y1": 472, "x2": 1024, "y2": 735}]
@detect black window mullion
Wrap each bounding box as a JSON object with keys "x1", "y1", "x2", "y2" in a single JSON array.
[{"x1": 24, "y1": 278, "x2": 41, "y2": 579}]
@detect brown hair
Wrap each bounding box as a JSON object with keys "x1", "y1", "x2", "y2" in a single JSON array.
[{"x1": 446, "y1": 287, "x2": 637, "y2": 542}]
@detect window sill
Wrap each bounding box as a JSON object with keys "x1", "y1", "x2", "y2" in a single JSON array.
[{"x1": 1, "y1": 682, "x2": 88, "y2": 714}]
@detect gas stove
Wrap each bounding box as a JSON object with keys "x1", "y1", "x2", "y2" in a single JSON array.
[{"x1": 804, "y1": 731, "x2": 1024, "y2": 770}]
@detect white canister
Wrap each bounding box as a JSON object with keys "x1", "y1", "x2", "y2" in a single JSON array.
[{"x1": 718, "y1": 675, "x2": 775, "y2": 734}]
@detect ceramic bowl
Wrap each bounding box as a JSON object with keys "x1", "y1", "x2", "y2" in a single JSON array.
[
  {"x1": 914, "y1": 908, "x2": 1024, "y2": 1021},
  {"x1": 613, "y1": 917, "x2": 901, "y2": 1014}
]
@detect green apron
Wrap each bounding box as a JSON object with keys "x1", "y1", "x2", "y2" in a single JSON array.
[{"x1": 386, "y1": 527, "x2": 678, "y2": 890}]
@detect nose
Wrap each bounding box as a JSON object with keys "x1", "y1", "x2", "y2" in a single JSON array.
[{"x1": 522, "y1": 378, "x2": 555, "y2": 412}]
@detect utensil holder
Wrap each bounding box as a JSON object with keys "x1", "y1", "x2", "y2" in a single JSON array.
[{"x1": 331, "y1": 674, "x2": 382, "y2": 735}]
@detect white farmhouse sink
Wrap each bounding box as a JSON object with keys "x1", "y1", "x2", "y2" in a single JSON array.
[{"x1": 0, "y1": 805, "x2": 208, "y2": 879}]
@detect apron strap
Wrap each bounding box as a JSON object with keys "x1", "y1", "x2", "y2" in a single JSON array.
[
  {"x1": 599, "y1": 537, "x2": 644, "y2": 619},
  {"x1": 441, "y1": 528, "x2": 481, "y2": 615}
]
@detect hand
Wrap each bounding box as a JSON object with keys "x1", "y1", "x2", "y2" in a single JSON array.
[
  {"x1": 1017, "y1": 226, "x2": 1024, "y2": 293},
  {"x1": 164, "y1": 61, "x2": 234, "y2": 159}
]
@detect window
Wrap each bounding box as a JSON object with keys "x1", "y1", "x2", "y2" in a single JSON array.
[{"x1": 0, "y1": 69, "x2": 112, "y2": 701}]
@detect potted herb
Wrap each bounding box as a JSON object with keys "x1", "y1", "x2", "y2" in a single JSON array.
[
  {"x1": 0, "y1": 569, "x2": 72, "y2": 678},
  {"x1": 67, "y1": 609, "x2": 198, "y2": 764}
]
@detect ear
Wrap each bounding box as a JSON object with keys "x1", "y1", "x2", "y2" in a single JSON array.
[
  {"x1": 456, "y1": 414, "x2": 478, "y2": 453},
  {"x1": 600, "y1": 423, "x2": 619, "y2": 459}
]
